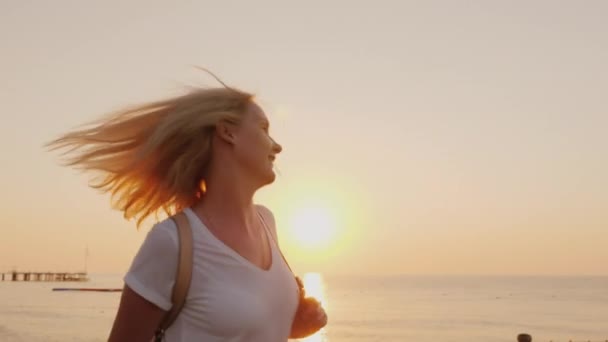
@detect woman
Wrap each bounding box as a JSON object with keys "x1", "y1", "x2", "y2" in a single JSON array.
[{"x1": 47, "y1": 74, "x2": 328, "y2": 341}]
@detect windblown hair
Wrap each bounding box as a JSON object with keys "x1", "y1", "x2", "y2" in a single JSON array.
[{"x1": 46, "y1": 84, "x2": 254, "y2": 227}]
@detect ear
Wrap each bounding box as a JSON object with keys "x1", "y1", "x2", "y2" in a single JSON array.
[{"x1": 215, "y1": 120, "x2": 237, "y2": 145}]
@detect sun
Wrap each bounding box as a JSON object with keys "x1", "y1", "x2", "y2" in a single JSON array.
[{"x1": 289, "y1": 206, "x2": 337, "y2": 248}]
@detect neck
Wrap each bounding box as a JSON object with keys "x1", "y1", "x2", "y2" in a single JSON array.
[{"x1": 191, "y1": 160, "x2": 259, "y2": 232}]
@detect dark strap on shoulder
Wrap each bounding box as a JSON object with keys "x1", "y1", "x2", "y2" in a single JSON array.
[{"x1": 154, "y1": 212, "x2": 193, "y2": 341}]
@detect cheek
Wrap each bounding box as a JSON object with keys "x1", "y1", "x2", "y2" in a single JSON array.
[
  {"x1": 235, "y1": 131, "x2": 269, "y2": 160},
  {"x1": 244, "y1": 130, "x2": 271, "y2": 150}
]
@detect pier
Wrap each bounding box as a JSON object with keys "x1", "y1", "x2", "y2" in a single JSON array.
[
  {"x1": 517, "y1": 333, "x2": 608, "y2": 341},
  {"x1": 1, "y1": 271, "x2": 88, "y2": 282}
]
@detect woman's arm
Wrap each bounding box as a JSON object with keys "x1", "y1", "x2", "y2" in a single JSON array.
[
  {"x1": 108, "y1": 219, "x2": 179, "y2": 341},
  {"x1": 108, "y1": 285, "x2": 167, "y2": 342}
]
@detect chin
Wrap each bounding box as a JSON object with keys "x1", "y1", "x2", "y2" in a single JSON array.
[
  {"x1": 260, "y1": 170, "x2": 276, "y2": 186},
  {"x1": 265, "y1": 172, "x2": 277, "y2": 184}
]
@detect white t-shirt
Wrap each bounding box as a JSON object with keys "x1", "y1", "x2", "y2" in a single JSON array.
[{"x1": 124, "y1": 207, "x2": 300, "y2": 342}]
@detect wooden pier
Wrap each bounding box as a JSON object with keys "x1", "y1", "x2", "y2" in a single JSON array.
[
  {"x1": 518, "y1": 333, "x2": 607, "y2": 342},
  {"x1": 1, "y1": 271, "x2": 88, "y2": 282}
]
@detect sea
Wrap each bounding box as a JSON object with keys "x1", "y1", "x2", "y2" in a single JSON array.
[{"x1": 1, "y1": 274, "x2": 607, "y2": 342}]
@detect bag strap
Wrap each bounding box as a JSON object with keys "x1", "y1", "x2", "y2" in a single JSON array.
[
  {"x1": 257, "y1": 210, "x2": 305, "y2": 297},
  {"x1": 154, "y1": 212, "x2": 193, "y2": 341}
]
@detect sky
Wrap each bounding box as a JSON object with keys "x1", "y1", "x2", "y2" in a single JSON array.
[{"x1": 1, "y1": 0, "x2": 606, "y2": 276}]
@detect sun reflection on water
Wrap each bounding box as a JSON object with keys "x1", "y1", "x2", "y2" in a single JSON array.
[{"x1": 297, "y1": 272, "x2": 329, "y2": 342}]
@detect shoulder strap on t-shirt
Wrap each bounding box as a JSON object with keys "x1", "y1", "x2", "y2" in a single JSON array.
[{"x1": 154, "y1": 212, "x2": 193, "y2": 341}]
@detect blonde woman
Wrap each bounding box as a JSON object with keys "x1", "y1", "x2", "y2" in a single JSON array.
[{"x1": 47, "y1": 74, "x2": 328, "y2": 341}]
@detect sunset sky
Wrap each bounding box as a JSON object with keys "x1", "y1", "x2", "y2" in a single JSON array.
[{"x1": 1, "y1": 1, "x2": 606, "y2": 276}]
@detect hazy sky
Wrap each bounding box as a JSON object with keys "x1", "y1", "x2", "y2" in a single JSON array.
[{"x1": 1, "y1": 1, "x2": 606, "y2": 276}]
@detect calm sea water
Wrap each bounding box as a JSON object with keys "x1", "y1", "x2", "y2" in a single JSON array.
[{"x1": 0, "y1": 274, "x2": 607, "y2": 342}]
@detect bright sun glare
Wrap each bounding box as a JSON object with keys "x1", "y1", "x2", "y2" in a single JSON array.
[{"x1": 289, "y1": 206, "x2": 337, "y2": 248}]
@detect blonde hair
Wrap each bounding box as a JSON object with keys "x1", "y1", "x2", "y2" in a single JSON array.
[{"x1": 47, "y1": 84, "x2": 254, "y2": 227}]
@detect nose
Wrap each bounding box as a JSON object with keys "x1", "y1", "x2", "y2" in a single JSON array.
[{"x1": 272, "y1": 138, "x2": 282, "y2": 154}]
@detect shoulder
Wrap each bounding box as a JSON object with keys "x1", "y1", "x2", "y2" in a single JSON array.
[
  {"x1": 139, "y1": 217, "x2": 180, "y2": 255},
  {"x1": 255, "y1": 204, "x2": 278, "y2": 239},
  {"x1": 123, "y1": 216, "x2": 180, "y2": 311},
  {"x1": 255, "y1": 204, "x2": 276, "y2": 224}
]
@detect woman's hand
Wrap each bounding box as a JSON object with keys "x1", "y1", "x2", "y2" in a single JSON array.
[{"x1": 289, "y1": 296, "x2": 328, "y2": 339}]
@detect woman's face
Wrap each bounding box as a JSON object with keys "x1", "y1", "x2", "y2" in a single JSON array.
[{"x1": 232, "y1": 101, "x2": 282, "y2": 185}]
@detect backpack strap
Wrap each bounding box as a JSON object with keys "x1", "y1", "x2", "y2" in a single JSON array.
[
  {"x1": 257, "y1": 210, "x2": 305, "y2": 298},
  {"x1": 154, "y1": 212, "x2": 193, "y2": 341}
]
